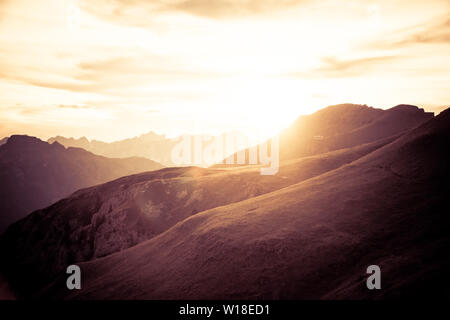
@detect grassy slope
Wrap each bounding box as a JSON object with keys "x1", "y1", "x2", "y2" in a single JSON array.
[
  {"x1": 51, "y1": 110, "x2": 449, "y2": 300},
  {"x1": 1, "y1": 136, "x2": 397, "y2": 299}
]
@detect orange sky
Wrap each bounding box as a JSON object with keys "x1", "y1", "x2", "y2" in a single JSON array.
[{"x1": 0, "y1": 0, "x2": 449, "y2": 142}]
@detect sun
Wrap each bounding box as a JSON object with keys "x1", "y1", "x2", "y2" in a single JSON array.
[{"x1": 218, "y1": 75, "x2": 315, "y2": 140}]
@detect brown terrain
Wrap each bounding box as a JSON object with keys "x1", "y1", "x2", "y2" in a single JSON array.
[
  {"x1": 0, "y1": 104, "x2": 446, "y2": 300},
  {"x1": 0, "y1": 135, "x2": 163, "y2": 232},
  {"x1": 220, "y1": 104, "x2": 433, "y2": 165},
  {"x1": 50, "y1": 107, "x2": 449, "y2": 299}
]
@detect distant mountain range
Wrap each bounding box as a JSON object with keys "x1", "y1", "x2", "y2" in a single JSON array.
[
  {"x1": 47, "y1": 104, "x2": 433, "y2": 169},
  {"x1": 0, "y1": 135, "x2": 163, "y2": 232},
  {"x1": 48, "y1": 131, "x2": 252, "y2": 167},
  {"x1": 48, "y1": 132, "x2": 177, "y2": 166}
]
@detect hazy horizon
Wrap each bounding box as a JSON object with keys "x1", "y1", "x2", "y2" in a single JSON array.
[{"x1": 0, "y1": 102, "x2": 446, "y2": 144}]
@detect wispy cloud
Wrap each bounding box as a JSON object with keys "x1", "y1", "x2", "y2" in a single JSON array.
[
  {"x1": 0, "y1": 55, "x2": 228, "y2": 95},
  {"x1": 76, "y1": 56, "x2": 225, "y2": 81},
  {"x1": 81, "y1": 0, "x2": 308, "y2": 23},
  {"x1": 287, "y1": 55, "x2": 400, "y2": 79},
  {"x1": 363, "y1": 13, "x2": 450, "y2": 50},
  {"x1": 57, "y1": 104, "x2": 91, "y2": 109},
  {"x1": 394, "y1": 15, "x2": 450, "y2": 45},
  {"x1": 0, "y1": 72, "x2": 104, "y2": 94},
  {"x1": 162, "y1": 0, "x2": 306, "y2": 18}
]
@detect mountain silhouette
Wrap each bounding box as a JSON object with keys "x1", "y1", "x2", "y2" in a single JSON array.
[
  {"x1": 49, "y1": 131, "x2": 256, "y2": 167},
  {"x1": 37, "y1": 107, "x2": 449, "y2": 299},
  {"x1": 0, "y1": 135, "x2": 163, "y2": 232},
  {"x1": 48, "y1": 132, "x2": 177, "y2": 166}
]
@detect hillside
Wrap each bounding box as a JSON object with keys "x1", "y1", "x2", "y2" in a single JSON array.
[
  {"x1": 279, "y1": 104, "x2": 433, "y2": 160},
  {"x1": 221, "y1": 104, "x2": 433, "y2": 165},
  {"x1": 0, "y1": 135, "x2": 163, "y2": 232},
  {"x1": 0, "y1": 137, "x2": 395, "y2": 298},
  {"x1": 39, "y1": 108, "x2": 449, "y2": 299},
  {"x1": 0, "y1": 135, "x2": 398, "y2": 298}
]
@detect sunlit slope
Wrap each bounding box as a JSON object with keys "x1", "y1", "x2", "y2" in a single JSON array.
[
  {"x1": 279, "y1": 104, "x2": 433, "y2": 160},
  {"x1": 54, "y1": 109, "x2": 449, "y2": 300},
  {"x1": 220, "y1": 104, "x2": 433, "y2": 166},
  {"x1": 0, "y1": 136, "x2": 395, "y2": 298}
]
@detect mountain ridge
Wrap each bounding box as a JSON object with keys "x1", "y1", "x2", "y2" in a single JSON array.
[
  {"x1": 0, "y1": 135, "x2": 399, "y2": 298},
  {"x1": 220, "y1": 104, "x2": 433, "y2": 165},
  {"x1": 0, "y1": 104, "x2": 445, "y2": 299},
  {"x1": 40, "y1": 107, "x2": 449, "y2": 299},
  {"x1": 0, "y1": 135, "x2": 164, "y2": 232}
]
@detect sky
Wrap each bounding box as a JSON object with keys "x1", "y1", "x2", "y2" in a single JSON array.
[{"x1": 0, "y1": 0, "x2": 449, "y2": 142}]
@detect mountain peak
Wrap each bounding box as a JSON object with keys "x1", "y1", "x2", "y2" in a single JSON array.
[
  {"x1": 318, "y1": 103, "x2": 373, "y2": 113},
  {"x1": 78, "y1": 136, "x2": 90, "y2": 143},
  {"x1": 49, "y1": 141, "x2": 66, "y2": 150},
  {"x1": 389, "y1": 104, "x2": 429, "y2": 114},
  {"x1": 6, "y1": 135, "x2": 67, "y2": 152},
  {"x1": 7, "y1": 135, "x2": 46, "y2": 146}
]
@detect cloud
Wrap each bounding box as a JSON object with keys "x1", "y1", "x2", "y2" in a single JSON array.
[
  {"x1": 0, "y1": 55, "x2": 228, "y2": 95},
  {"x1": 76, "y1": 56, "x2": 221, "y2": 80},
  {"x1": 6, "y1": 104, "x2": 92, "y2": 116},
  {"x1": 57, "y1": 104, "x2": 91, "y2": 109},
  {"x1": 0, "y1": 67, "x2": 94, "y2": 93},
  {"x1": 395, "y1": 16, "x2": 450, "y2": 45},
  {"x1": 287, "y1": 55, "x2": 400, "y2": 79},
  {"x1": 72, "y1": 56, "x2": 230, "y2": 95},
  {"x1": 80, "y1": 0, "x2": 308, "y2": 25},
  {"x1": 0, "y1": 72, "x2": 104, "y2": 94},
  {"x1": 164, "y1": 0, "x2": 306, "y2": 18},
  {"x1": 363, "y1": 13, "x2": 450, "y2": 50}
]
